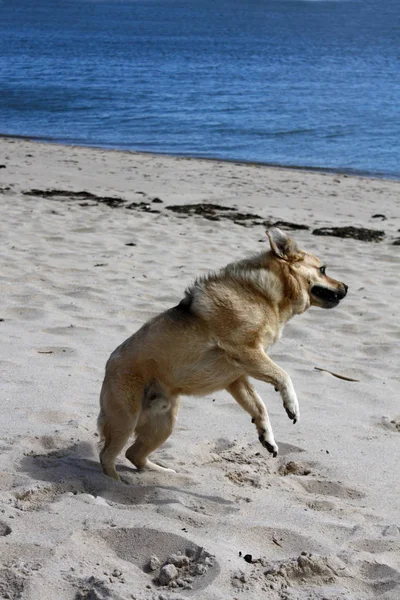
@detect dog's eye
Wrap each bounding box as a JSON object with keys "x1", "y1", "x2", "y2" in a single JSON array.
[{"x1": 319, "y1": 266, "x2": 326, "y2": 275}]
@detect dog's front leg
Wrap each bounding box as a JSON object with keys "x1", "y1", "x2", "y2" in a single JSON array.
[
  {"x1": 230, "y1": 347, "x2": 300, "y2": 424},
  {"x1": 226, "y1": 376, "x2": 278, "y2": 457}
]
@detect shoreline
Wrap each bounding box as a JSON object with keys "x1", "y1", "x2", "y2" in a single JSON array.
[{"x1": 1, "y1": 132, "x2": 400, "y2": 184}]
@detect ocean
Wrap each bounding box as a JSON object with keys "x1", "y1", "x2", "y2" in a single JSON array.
[{"x1": 1, "y1": 0, "x2": 399, "y2": 178}]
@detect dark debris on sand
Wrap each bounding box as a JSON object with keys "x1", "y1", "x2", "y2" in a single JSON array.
[
  {"x1": 125, "y1": 201, "x2": 161, "y2": 214},
  {"x1": 22, "y1": 190, "x2": 389, "y2": 242},
  {"x1": 272, "y1": 220, "x2": 310, "y2": 231},
  {"x1": 312, "y1": 226, "x2": 385, "y2": 242},
  {"x1": 166, "y1": 203, "x2": 260, "y2": 227},
  {"x1": 23, "y1": 188, "x2": 163, "y2": 213},
  {"x1": 166, "y1": 203, "x2": 310, "y2": 231},
  {"x1": 23, "y1": 189, "x2": 126, "y2": 209}
]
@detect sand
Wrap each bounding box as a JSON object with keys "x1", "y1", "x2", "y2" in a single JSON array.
[{"x1": 0, "y1": 136, "x2": 399, "y2": 600}]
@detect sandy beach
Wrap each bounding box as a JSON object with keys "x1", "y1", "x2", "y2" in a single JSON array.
[{"x1": 0, "y1": 136, "x2": 399, "y2": 600}]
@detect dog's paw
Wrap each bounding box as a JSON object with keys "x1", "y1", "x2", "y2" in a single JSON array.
[
  {"x1": 282, "y1": 392, "x2": 300, "y2": 424},
  {"x1": 258, "y1": 430, "x2": 279, "y2": 457},
  {"x1": 280, "y1": 380, "x2": 300, "y2": 424},
  {"x1": 141, "y1": 459, "x2": 177, "y2": 474},
  {"x1": 285, "y1": 406, "x2": 299, "y2": 424}
]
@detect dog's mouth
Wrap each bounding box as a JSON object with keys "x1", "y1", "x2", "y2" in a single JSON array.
[{"x1": 311, "y1": 285, "x2": 345, "y2": 307}]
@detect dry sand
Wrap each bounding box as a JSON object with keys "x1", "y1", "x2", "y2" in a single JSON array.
[{"x1": 0, "y1": 136, "x2": 399, "y2": 600}]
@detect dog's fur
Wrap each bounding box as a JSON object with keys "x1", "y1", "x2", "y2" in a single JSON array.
[{"x1": 98, "y1": 228, "x2": 348, "y2": 480}]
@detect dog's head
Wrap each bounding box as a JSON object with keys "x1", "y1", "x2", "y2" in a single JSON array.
[{"x1": 267, "y1": 228, "x2": 348, "y2": 310}]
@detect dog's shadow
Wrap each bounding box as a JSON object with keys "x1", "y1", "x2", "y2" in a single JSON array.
[{"x1": 19, "y1": 441, "x2": 235, "y2": 511}]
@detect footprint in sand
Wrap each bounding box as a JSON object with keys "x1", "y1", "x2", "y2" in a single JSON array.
[
  {"x1": 349, "y1": 537, "x2": 400, "y2": 555},
  {"x1": 97, "y1": 527, "x2": 219, "y2": 592},
  {"x1": 0, "y1": 568, "x2": 25, "y2": 600},
  {"x1": 210, "y1": 440, "x2": 273, "y2": 487},
  {"x1": 211, "y1": 439, "x2": 311, "y2": 488},
  {"x1": 357, "y1": 559, "x2": 400, "y2": 596},
  {"x1": 0, "y1": 521, "x2": 12, "y2": 537},
  {"x1": 13, "y1": 482, "x2": 81, "y2": 511},
  {"x1": 298, "y1": 478, "x2": 365, "y2": 500},
  {"x1": 347, "y1": 523, "x2": 400, "y2": 555},
  {"x1": 278, "y1": 441, "x2": 306, "y2": 456},
  {"x1": 378, "y1": 416, "x2": 400, "y2": 432}
]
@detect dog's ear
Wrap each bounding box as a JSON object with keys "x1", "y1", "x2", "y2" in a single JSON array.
[{"x1": 267, "y1": 228, "x2": 298, "y2": 261}]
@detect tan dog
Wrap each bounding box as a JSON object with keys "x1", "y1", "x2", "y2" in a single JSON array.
[{"x1": 98, "y1": 228, "x2": 347, "y2": 480}]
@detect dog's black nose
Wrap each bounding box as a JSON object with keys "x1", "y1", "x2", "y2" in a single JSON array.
[{"x1": 343, "y1": 284, "x2": 348, "y2": 296}]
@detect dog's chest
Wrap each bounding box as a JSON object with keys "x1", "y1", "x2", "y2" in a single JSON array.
[{"x1": 262, "y1": 323, "x2": 285, "y2": 349}]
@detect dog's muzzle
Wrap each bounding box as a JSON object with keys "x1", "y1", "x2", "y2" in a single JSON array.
[{"x1": 311, "y1": 284, "x2": 348, "y2": 307}]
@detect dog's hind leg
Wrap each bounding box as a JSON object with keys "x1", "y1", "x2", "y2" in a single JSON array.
[
  {"x1": 125, "y1": 380, "x2": 179, "y2": 473},
  {"x1": 98, "y1": 379, "x2": 139, "y2": 481},
  {"x1": 99, "y1": 415, "x2": 135, "y2": 481},
  {"x1": 226, "y1": 376, "x2": 278, "y2": 457}
]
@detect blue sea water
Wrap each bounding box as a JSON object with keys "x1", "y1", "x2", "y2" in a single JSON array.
[{"x1": 1, "y1": 0, "x2": 399, "y2": 178}]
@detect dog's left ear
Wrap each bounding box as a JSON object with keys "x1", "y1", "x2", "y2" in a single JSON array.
[{"x1": 267, "y1": 228, "x2": 298, "y2": 261}]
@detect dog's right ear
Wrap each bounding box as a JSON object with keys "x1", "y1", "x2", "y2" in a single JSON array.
[{"x1": 267, "y1": 228, "x2": 298, "y2": 261}]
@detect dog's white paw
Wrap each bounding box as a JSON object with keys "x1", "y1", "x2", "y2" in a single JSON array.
[
  {"x1": 258, "y1": 430, "x2": 279, "y2": 457},
  {"x1": 141, "y1": 460, "x2": 176, "y2": 474},
  {"x1": 284, "y1": 401, "x2": 300, "y2": 424},
  {"x1": 281, "y1": 381, "x2": 300, "y2": 424}
]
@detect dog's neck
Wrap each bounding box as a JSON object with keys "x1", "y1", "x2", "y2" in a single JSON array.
[
  {"x1": 223, "y1": 253, "x2": 310, "y2": 318},
  {"x1": 188, "y1": 253, "x2": 310, "y2": 326}
]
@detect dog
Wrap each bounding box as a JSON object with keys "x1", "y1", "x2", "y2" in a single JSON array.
[{"x1": 98, "y1": 228, "x2": 348, "y2": 480}]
